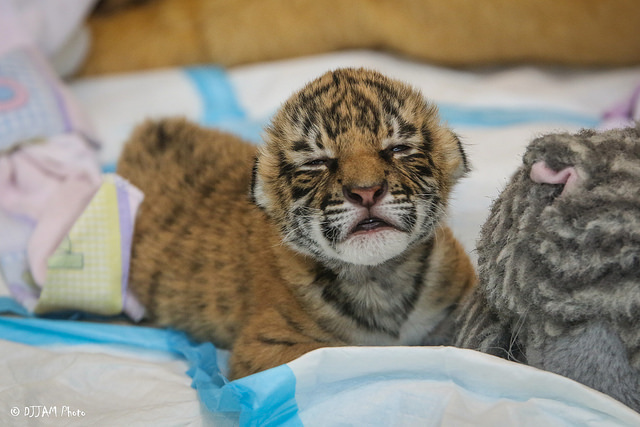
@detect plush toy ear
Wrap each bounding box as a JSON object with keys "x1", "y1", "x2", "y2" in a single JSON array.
[{"x1": 530, "y1": 161, "x2": 580, "y2": 196}]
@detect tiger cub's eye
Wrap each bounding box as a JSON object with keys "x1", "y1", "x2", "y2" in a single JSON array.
[
  {"x1": 304, "y1": 159, "x2": 329, "y2": 167},
  {"x1": 391, "y1": 145, "x2": 411, "y2": 153},
  {"x1": 302, "y1": 158, "x2": 337, "y2": 171}
]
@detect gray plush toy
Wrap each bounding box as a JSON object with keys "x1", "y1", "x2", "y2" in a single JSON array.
[{"x1": 455, "y1": 124, "x2": 640, "y2": 412}]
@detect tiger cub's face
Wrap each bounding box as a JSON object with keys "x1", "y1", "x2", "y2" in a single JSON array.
[{"x1": 252, "y1": 68, "x2": 468, "y2": 266}]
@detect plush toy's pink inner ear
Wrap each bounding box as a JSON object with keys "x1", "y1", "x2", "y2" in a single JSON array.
[{"x1": 530, "y1": 161, "x2": 579, "y2": 196}]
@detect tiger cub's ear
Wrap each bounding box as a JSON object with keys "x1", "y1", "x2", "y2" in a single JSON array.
[
  {"x1": 250, "y1": 156, "x2": 269, "y2": 210},
  {"x1": 449, "y1": 132, "x2": 471, "y2": 182}
]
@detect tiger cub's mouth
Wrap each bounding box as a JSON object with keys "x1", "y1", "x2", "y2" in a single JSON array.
[{"x1": 351, "y1": 217, "x2": 396, "y2": 235}]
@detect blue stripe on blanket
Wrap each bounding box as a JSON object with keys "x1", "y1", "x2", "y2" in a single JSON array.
[
  {"x1": 184, "y1": 67, "x2": 266, "y2": 144},
  {"x1": 0, "y1": 312, "x2": 302, "y2": 426},
  {"x1": 438, "y1": 103, "x2": 599, "y2": 128},
  {"x1": 184, "y1": 67, "x2": 246, "y2": 125}
]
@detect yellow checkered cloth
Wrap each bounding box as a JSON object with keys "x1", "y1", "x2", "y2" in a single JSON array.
[{"x1": 34, "y1": 176, "x2": 123, "y2": 315}]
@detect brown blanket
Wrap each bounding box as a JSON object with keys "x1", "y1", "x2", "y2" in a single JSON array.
[{"x1": 80, "y1": 0, "x2": 640, "y2": 76}]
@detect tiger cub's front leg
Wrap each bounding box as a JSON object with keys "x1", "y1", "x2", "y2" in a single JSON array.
[{"x1": 229, "y1": 306, "x2": 344, "y2": 378}]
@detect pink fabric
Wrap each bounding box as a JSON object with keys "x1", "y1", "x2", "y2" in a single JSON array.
[
  {"x1": 0, "y1": 136, "x2": 102, "y2": 286},
  {"x1": 530, "y1": 161, "x2": 580, "y2": 196}
]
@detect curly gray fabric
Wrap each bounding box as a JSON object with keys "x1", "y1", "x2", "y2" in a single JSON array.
[{"x1": 455, "y1": 123, "x2": 640, "y2": 412}]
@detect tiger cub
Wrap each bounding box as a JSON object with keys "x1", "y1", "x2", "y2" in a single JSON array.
[{"x1": 117, "y1": 68, "x2": 477, "y2": 379}]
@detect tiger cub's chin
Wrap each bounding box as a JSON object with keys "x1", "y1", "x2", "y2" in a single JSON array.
[
  {"x1": 334, "y1": 228, "x2": 411, "y2": 266},
  {"x1": 291, "y1": 211, "x2": 418, "y2": 266},
  {"x1": 118, "y1": 67, "x2": 477, "y2": 379}
]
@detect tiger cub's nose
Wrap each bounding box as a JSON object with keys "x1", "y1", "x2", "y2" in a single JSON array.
[{"x1": 342, "y1": 181, "x2": 388, "y2": 208}]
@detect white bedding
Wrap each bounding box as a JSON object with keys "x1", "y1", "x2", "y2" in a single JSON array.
[{"x1": 2, "y1": 50, "x2": 640, "y2": 426}]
